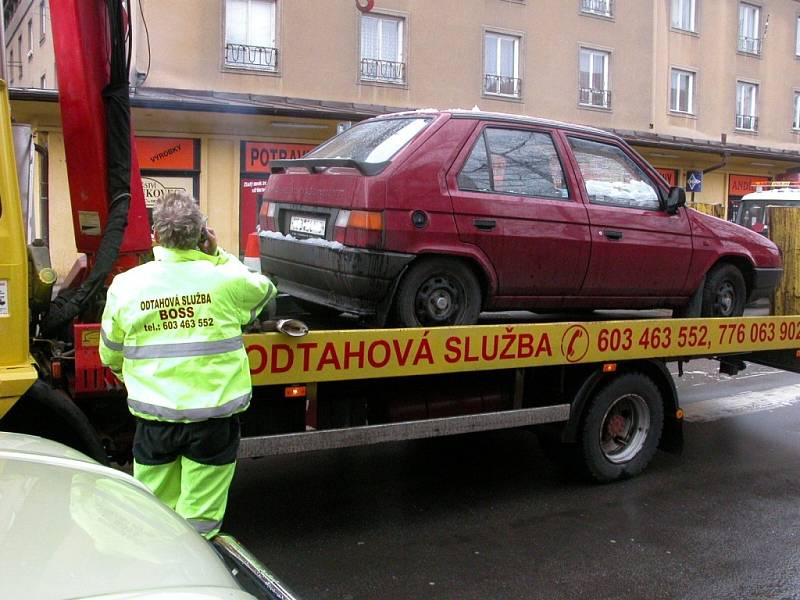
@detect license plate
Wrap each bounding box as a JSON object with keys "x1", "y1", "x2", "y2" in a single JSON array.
[{"x1": 289, "y1": 215, "x2": 326, "y2": 237}]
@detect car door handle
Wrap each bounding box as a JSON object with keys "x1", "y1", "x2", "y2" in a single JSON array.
[
  {"x1": 602, "y1": 230, "x2": 623, "y2": 241},
  {"x1": 474, "y1": 219, "x2": 497, "y2": 231}
]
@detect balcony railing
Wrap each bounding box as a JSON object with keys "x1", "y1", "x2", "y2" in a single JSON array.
[
  {"x1": 581, "y1": 0, "x2": 613, "y2": 17},
  {"x1": 360, "y1": 58, "x2": 406, "y2": 84},
  {"x1": 735, "y1": 114, "x2": 758, "y2": 131},
  {"x1": 224, "y1": 43, "x2": 278, "y2": 70},
  {"x1": 737, "y1": 36, "x2": 762, "y2": 55},
  {"x1": 579, "y1": 87, "x2": 612, "y2": 108},
  {"x1": 484, "y1": 74, "x2": 522, "y2": 97}
]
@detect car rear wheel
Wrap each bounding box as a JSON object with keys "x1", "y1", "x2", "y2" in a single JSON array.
[
  {"x1": 701, "y1": 264, "x2": 746, "y2": 317},
  {"x1": 393, "y1": 259, "x2": 482, "y2": 327}
]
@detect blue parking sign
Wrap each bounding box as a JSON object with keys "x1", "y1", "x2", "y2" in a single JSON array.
[{"x1": 686, "y1": 170, "x2": 703, "y2": 192}]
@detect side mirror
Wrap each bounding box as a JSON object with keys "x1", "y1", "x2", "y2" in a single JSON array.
[{"x1": 666, "y1": 186, "x2": 686, "y2": 214}]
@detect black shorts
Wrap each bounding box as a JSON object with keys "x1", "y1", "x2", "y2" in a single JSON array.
[{"x1": 133, "y1": 415, "x2": 240, "y2": 466}]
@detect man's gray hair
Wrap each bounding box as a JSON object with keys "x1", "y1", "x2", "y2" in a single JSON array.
[{"x1": 152, "y1": 192, "x2": 204, "y2": 250}]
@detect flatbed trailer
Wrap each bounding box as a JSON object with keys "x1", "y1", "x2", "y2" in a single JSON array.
[{"x1": 206, "y1": 313, "x2": 800, "y2": 482}]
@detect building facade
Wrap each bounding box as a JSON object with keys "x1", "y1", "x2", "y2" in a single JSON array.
[{"x1": 4, "y1": 0, "x2": 800, "y2": 277}]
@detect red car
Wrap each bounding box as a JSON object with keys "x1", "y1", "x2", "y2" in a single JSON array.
[{"x1": 259, "y1": 110, "x2": 782, "y2": 327}]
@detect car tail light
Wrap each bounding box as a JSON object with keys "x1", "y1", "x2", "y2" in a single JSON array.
[
  {"x1": 258, "y1": 201, "x2": 277, "y2": 231},
  {"x1": 333, "y1": 209, "x2": 384, "y2": 248}
]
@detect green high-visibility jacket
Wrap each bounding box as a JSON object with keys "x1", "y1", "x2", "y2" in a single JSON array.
[{"x1": 99, "y1": 246, "x2": 277, "y2": 422}]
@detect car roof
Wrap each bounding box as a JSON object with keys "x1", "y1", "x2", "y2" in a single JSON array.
[
  {"x1": 377, "y1": 108, "x2": 617, "y2": 140},
  {"x1": 741, "y1": 187, "x2": 800, "y2": 201}
]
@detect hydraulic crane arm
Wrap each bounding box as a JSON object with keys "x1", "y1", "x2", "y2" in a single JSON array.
[{"x1": 43, "y1": 0, "x2": 151, "y2": 335}]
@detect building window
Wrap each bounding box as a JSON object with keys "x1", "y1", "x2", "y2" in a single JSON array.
[
  {"x1": 360, "y1": 14, "x2": 405, "y2": 84},
  {"x1": 17, "y1": 35, "x2": 22, "y2": 78},
  {"x1": 40, "y1": 73, "x2": 46, "y2": 89},
  {"x1": 793, "y1": 92, "x2": 800, "y2": 131},
  {"x1": 579, "y1": 48, "x2": 610, "y2": 108},
  {"x1": 671, "y1": 0, "x2": 696, "y2": 32},
  {"x1": 796, "y1": 17, "x2": 800, "y2": 57},
  {"x1": 9, "y1": 50, "x2": 14, "y2": 84},
  {"x1": 738, "y1": 3, "x2": 761, "y2": 55},
  {"x1": 224, "y1": 0, "x2": 277, "y2": 71},
  {"x1": 736, "y1": 81, "x2": 758, "y2": 131},
  {"x1": 670, "y1": 69, "x2": 695, "y2": 114},
  {"x1": 27, "y1": 19, "x2": 33, "y2": 57},
  {"x1": 39, "y1": 0, "x2": 46, "y2": 42},
  {"x1": 483, "y1": 32, "x2": 521, "y2": 98},
  {"x1": 580, "y1": 0, "x2": 613, "y2": 18}
]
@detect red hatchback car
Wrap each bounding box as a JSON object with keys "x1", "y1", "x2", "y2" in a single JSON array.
[{"x1": 259, "y1": 110, "x2": 782, "y2": 327}]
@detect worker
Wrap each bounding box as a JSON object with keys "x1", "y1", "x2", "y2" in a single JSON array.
[{"x1": 99, "y1": 192, "x2": 277, "y2": 538}]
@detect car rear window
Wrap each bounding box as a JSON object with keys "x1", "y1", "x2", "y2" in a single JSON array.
[{"x1": 308, "y1": 117, "x2": 432, "y2": 164}]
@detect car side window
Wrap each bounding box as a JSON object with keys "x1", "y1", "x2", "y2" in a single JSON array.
[
  {"x1": 458, "y1": 127, "x2": 569, "y2": 199},
  {"x1": 457, "y1": 133, "x2": 492, "y2": 192},
  {"x1": 568, "y1": 137, "x2": 661, "y2": 210}
]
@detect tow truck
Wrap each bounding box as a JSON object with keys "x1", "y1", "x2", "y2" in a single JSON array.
[{"x1": 1, "y1": 0, "x2": 799, "y2": 483}]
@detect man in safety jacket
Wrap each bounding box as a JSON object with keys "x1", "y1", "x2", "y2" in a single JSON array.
[{"x1": 99, "y1": 192, "x2": 277, "y2": 538}]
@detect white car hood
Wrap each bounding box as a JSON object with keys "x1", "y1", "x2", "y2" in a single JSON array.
[{"x1": 0, "y1": 433, "x2": 248, "y2": 599}]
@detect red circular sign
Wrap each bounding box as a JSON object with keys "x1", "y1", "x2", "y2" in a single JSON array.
[{"x1": 356, "y1": 0, "x2": 375, "y2": 12}]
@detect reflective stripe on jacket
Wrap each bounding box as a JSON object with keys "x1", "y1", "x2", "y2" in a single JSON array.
[{"x1": 99, "y1": 246, "x2": 277, "y2": 422}]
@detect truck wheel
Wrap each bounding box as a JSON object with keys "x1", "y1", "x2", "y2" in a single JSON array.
[
  {"x1": 701, "y1": 264, "x2": 746, "y2": 317},
  {"x1": 2, "y1": 380, "x2": 109, "y2": 465},
  {"x1": 579, "y1": 373, "x2": 663, "y2": 483},
  {"x1": 394, "y1": 259, "x2": 481, "y2": 327}
]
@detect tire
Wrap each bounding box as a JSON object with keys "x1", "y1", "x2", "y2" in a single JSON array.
[
  {"x1": 579, "y1": 373, "x2": 664, "y2": 483},
  {"x1": 393, "y1": 258, "x2": 482, "y2": 327},
  {"x1": 2, "y1": 380, "x2": 109, "y2": 465},
  {"x1": 700, "y1": 264, "x2": 746, "y2": 318}
]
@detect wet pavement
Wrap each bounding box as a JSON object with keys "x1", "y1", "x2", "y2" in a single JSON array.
[{"x1": 225, "y1": 355, "x2": 800, "y2": 600}]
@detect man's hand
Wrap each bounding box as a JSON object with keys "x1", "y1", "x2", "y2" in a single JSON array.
[{"x1": 199, "y1": 227, "x2": 218, "y2": 255}]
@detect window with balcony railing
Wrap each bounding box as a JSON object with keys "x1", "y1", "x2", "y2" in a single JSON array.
[
  {"x1": 484, "y1": 75, "x2": 522, "y2": 97},
  {"x1": 581, "y1": 0, "x2": 613, "y2": 18},
  {"x1": 579, "y1": 88, "x2": 612, "y2": 108},
  {"x1": 738, "y1": 3, "x2": 761, "y2": 55},
  {"x1": 793, "y1": 93, "x2": 800, "y2": 131},
  {"x1": 224, "y1": 43, "x2": 277, "y2": 70},
  {"x1": 735, "y1": 114, "x2": 758, "y2": 131},
  {"x1": 360, "y1": 58, "x2": 405, "y2": 84},
  {"x1": 224, "y1": 0, "x2": 278, "y2": 71},
  {"x1": 484, "y1": 32, "x2": 521, "y2": 98},
  {"x1": 579, "y1": 48, "x2": 611, "y2": 109},
  {"x1": 735, "y1": 81, "x2": 758, "y2": 131},
  {"x1": 738, "y1": 36, "x2": 762, "y2": 55},
  {"x1": 360, "y1": 14, "x2": 406, "y2": 84}
]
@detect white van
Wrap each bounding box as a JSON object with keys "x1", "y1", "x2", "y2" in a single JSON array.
[{"x1": 736, "y1": 183, "x2": 800, "y2": 236}]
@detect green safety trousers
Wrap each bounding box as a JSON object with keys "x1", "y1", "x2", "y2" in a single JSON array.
[{"x1": 132, "y1": 415, "x2": 240, "y2": 539}]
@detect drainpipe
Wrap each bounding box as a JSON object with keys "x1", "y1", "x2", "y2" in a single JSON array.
[{"x1": 690, "y1": 151, "x2": 729, "y2": 204}]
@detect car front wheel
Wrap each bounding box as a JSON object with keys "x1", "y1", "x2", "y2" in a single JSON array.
[
  {"x1": 393, "y1": 259, "x2": 482, "y2": 327},
  {"x1": 701, "y1": 264, "x2": 746, "y2": 317}
]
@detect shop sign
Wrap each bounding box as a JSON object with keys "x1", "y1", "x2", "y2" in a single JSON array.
[
  {"x1": 141, "y1": 175, "x2": 196, "y2": 209},
  {"x1": 136, "y1": 137, "x2": 198, "y2": 171},
  {"x1": 729, "y1": 174, "x2": 771, "y2": 196},
  {"x1": 243, "y1": 142, "x2": 316, "y2": 174},
  {"x1": 655, "y1": 168, "x2": 677, "y2": 186},
  {"x1": 239, "y1": 178, "x2": 270, "y2": 254},
  {"x1": 686, "y1": 170, "x2": 703, "y2": 192}
]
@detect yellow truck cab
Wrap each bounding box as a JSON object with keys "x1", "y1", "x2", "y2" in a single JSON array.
[{"x1": 0, "y1": 79, "x2": 37, "y2": 417}]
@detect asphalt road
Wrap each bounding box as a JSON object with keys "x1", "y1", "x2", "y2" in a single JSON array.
[{"x1": 225, "y1": 356, "x2": 800, "y2": 600}]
